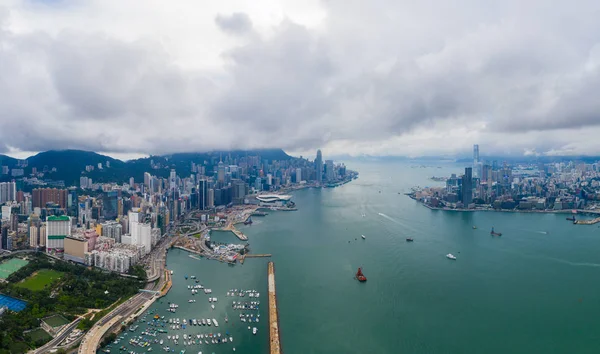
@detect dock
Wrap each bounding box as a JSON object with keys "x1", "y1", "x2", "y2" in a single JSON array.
[
  {"x1": 268, "y1": 262, "x2": 282, "y2": 354},
  {"x1": 239, "y1": 254, "x2": 272, "y2": 264},
  {"x1": 219, "y1": 224, "x2": 248, "y2": 241},
  {"x1": 574, "y1": 217, "x2": 600, "y2": 225}
]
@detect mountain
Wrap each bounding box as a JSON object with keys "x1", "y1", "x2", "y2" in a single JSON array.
[
  {"x1": 5, "y1": 148, "x2": 294, "y2": 186},
  {"x1": 0, "y1": 154, "x2": 19, "y2": 168},
  {"x1": 26, "y1": 150, "x2": 125, "y2": 186}
]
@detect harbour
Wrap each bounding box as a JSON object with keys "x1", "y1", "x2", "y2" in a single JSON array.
[{"x1": 99, "y1": 161, "x2": 600, "y2": 354}]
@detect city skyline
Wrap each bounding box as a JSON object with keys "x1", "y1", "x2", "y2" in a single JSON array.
[{"x1": 3, "y1": 1, "x2": 600, "y2": 158}]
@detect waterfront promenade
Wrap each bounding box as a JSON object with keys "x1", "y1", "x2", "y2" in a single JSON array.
[{"x1": 268, "y1": 261, "x2": 282, "y2": 354}]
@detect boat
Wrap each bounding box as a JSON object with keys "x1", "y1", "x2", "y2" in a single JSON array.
[
  {"x1": 490, "y1": 227, "x2": 502, "y2": 236},
  {"x1": 252, "y1": 327, "x2": 257, "y2": 335},
  {"x1": 406, "y1": 238, "x2": 414, "y2": 242},
  {"x1": 170, "y1": 270, "x2": 174, "y2": 275},
  {"x1": 472, "y1": 226, "x2": 477, "y2": 229},
  {"x1": 244, "y1": 216, "x2": 253, "y2": 225},
  {"x1": 361, "y1": 235, "x2": 366, "y2": 239},
  {"x1": 211, "y1": 304, "x2": 215, "y2": 310},
  {"x1": 566, "y1": 216, "x2": 576, "y2": 221},
  {"x1": 446, "y1": 253, "x2": 457, "y2": 260},
  {"x1": 355, "y1": 267, "x2": 367, "y2": 282},
  {"x1": 212, "y1": 319, "x2": 219, "y2": 327}
]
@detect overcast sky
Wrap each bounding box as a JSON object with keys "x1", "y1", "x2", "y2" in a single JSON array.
[{"x1": 2, "y1": 0, "x2": 600, "y2": 160}]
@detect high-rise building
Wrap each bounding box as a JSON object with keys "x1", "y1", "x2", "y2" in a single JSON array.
[
  {"x1": 295, "y1": 168, "x2": 302, "y2": 183},
  {"x1": 325, "y1": 160, "x2": 334, "y2": 181},
  {"x1": 473, "y1": 144, "x2": 480, "y2": 179},
  {"x1": 217, "y1": 161, "x2": 225, "y2": 183},
  {"x1": 207, "y1": 189, "x2": 214, "y2": 208},
  {"x1": 169, "y1": 169, "x2": 177, "y2": 190},
  {"x1": 198, "y1": 179, "x2": 208, "y2": 210},
  {"x1": 0, "y1": 182, "x2": 16, "y2": 203},
  {"x1": 32, "y1": 188, "x2": 68, "y2": 209},
  {"x1": 144, "y1": 172, "x2": 151, "y2": 187},
  {"x1": 103, "y1": 191, "x2": 118, "y2": 220},
  {"x1": 315, "y1": 149, "x2": 323, "y2": 184},
  {"x1": 461, "y1": 167, "x2": 473, "y2": 206},
  {"x1": 29, "y1": 226, "x2": 39, "y2": 248},
  {"x1": 46, "y1": 215, "x2": 71, "y2": 252}
]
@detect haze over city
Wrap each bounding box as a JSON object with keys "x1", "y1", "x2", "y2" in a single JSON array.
[{"x1": 3, "y1": 0, "x2": 600, "y2": 159}]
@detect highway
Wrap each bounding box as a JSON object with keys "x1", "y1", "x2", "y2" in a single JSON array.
[
  {"x1": 77, "y1": 235, "x2": 172, "y2": 354},
  {"x1": 30, "y1": 317, "x2": 82, "y2": 354}
]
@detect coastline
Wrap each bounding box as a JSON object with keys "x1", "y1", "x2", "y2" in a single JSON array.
[{"x1": 413, "y1": 198, "x2": 600, "y2": 216}]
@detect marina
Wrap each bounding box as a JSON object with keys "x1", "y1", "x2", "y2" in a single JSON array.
[{"x1": 97, "y1": 248, "x2": 269, "y2": 354}]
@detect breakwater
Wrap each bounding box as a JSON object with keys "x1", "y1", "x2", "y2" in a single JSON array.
[{"x1": 268, "y1": 262, "x2": 282, "y2": 354}]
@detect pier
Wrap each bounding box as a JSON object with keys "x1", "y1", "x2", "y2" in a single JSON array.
[
  {"x1": 268, "y1": 261, "x2": 282, "y2": 354},
  {"x1": 219, "y1": 224, "x2": 248, "y2": 241},
  {"x1": 239, "y1": 254, "x2": 272, "y2": 264},
  {"x1": 574, "y1": 217, "x2": 600, "y2": 225}
]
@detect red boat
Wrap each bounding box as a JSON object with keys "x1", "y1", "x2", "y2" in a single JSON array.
[{"x1": 356, "y1": 267, "x2": 367, "y2": 282}]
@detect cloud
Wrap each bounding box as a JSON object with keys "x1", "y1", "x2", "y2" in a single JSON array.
[
  {"x1": 2, "y1": 0, "x2": 600, "y2": 158},
  {"x1": 215, "y1": 12, "x2": 253, "y2": 35}
]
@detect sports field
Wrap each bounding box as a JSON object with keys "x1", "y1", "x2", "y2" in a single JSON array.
[
  {"x1": 26, "y1": 328, "x2": 52, "y2": 342},
  {"x1": 17, "y1": 269, "x2": 64, "y2": 291},
  {"x1": 43, "y1": 314, "x2": 70, "y2": 328},
  {"x1": 0, "y1": 258, "x2": 29, "y2": 279}
]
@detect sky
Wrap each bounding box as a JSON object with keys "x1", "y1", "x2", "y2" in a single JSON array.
[{"x1": 2, "y1": 0, "x2": 600, "y2": 160}]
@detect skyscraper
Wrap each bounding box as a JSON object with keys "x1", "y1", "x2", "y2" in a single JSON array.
[
  {"x1": 473, "y1": 144, "x2": 480, "y2": 179},
  {"x1": 198, "y1": 178, "x2": 208, "y2": 210},
  {"x1": 295, "y1": 168, "x2": 302, "y2": 183},
  {"x1": 461, "y1": 167, "x2": 473, "y2": 206},
  {"x1": 103, "y1": 191, "x2": 118, "y2": 220},
  {"x1": 217, "y1": 161, "x2": 225, "y2": 183},
  {"x1": 315, "y1": 149, "x2": 323, "y2": 184}
]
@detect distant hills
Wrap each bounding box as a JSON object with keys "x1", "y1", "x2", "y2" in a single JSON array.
[{"x1": 0, "y1": 149, "x2": 294, "y2": 186}]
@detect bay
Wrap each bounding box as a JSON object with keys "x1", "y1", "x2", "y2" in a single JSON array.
[{"x1": 112, "y1": 161, "x2": 600, "y2": 354}]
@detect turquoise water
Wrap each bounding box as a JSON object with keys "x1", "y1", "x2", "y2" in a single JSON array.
[{"x1": 112, "y1": 161, "x2": 600, "y2": 353}]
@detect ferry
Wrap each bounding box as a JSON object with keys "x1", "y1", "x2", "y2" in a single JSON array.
[{"x1": 355, "y1": 267, "x2": 367, "y2": 282}]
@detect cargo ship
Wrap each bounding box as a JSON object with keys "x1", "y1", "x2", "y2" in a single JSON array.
[{"x1": 355, "y1": 267, "x2": 367, "y2": 282}]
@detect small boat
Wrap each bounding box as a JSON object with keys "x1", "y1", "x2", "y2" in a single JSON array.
[
  {"x1": 472, "y1": 226, "x2": 477, "y2": 229},
  {"x1": 355, "y1": 267, "x2": 367, "y2": 282},
  {"x1": 446, "y1": 253, "x2": 457, "y2": 260},
  {"x1": 170, "y1": 270, "x2": 174, "y2": 275},
  {"x1": 406, "y1": 238, "x2": 414, "y2": 242},
  {"x1": 566, "y1": 216, "x2": 576, "y2": 221},
  {"x1": 211, "y1": 304, "x2": 215, "y2": 310},
  {"x1": 361, "y1": 235, "x2": 366, "y2": 239},
  {"x1": 490, "y1": 227, "x2": 502, "y2": 236},
  {"x1": 212, "y1": 319, "x2": 219, "y2": 327},
  {"x1": 252, "y1": 327, "x2": 257, "y2": 335}
]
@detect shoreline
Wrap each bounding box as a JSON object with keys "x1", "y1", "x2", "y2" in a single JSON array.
[{"x1": 415, "y1": 199, "x2": 600, "y2": 216}]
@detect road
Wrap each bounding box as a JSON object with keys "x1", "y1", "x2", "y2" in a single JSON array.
[
  {"x1": 77, "y1": 236, "x2": 172, "y2": 354},
  {"x1": 30, "y1": 317, "x2": 82, "y2": 354}
]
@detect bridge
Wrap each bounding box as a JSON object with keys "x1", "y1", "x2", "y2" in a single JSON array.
[{"x1": 138, "y1": 289, "x2": 160, "y2": 295}]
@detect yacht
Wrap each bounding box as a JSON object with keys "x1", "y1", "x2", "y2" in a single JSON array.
[
  {"x1": 446, "y1": 253, "x2": 457, "y2": 260},
  {"x1": 252, "y1": 327, "x2": 257, "y2": 335},
  {"x1": 211, "y1": 304, "x2": 215, "y2": 310},
  {"x1": 212, "y1": 319, "x2": 219, "y2": 327}
]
